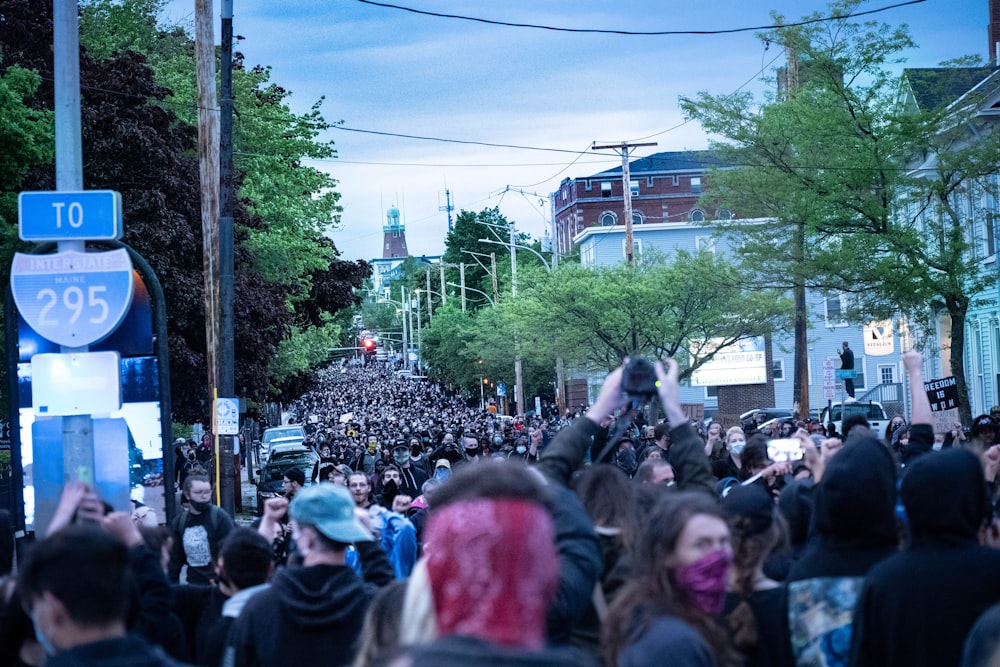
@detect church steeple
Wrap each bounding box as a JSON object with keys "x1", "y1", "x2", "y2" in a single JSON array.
[{"x1": 382, "y1": 206, "x2": 408, "y2": 258}]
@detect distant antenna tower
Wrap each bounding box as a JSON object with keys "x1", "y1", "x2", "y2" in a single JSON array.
[{"x1": 439, "y1": 188, "x2": 455, "y2": 231}]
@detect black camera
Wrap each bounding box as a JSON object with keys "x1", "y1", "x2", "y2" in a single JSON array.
[{"x1": 621, "y1": 357, "x2": 658, "y2": 404}]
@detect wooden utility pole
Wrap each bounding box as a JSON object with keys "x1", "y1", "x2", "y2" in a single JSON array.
[
  {"x1": 195, "y1": 0, "x2": 223, "y2": 505},
  {"x1": 218, "y1": 0, "x2": 236, "y2": 515},
  {"x1": 459, "y1": 262, "x2": 467, "y2": 312},
  {"x1": 786, "y1": 46, "x2": 811, "y2": 422},
  {"x1": 591, "y1": 141, "x2": 657, "y2": 263}
]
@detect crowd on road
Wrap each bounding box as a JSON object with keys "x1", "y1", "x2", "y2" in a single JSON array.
[{"x1": 4, "y1": 352, "x2": 1000, "y2": 667}]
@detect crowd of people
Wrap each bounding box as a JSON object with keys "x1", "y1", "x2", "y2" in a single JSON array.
[{"x1": 3, "y1": 351, "x2": 1000, "y2": 666}]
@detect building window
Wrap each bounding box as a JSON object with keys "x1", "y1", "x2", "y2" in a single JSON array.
[
  {"x1": 601, "y1": 182, "x2": 613, "y2": 197},
  {"x1": 584, "y1": 180, "x2": 592, "y2": 191},
  {"x1": 825, "y1": 293, "x2": 847, "y2": 327},
  {"x1": 672, "y1": 175, "x2": 680, "y2": 186},
  {"x1": 705, "y1": 386, "x2": 718, "y2": 399},
  {"x1": 855, "y1": 356, "x2": 867, "y2": 390},
  {"x1": 878, "y1": 364, "x2": 896, "y2": 385},
  {"x1": 773, "y1": 359, "x2": 785, "y2": 381},
  {"x1": 718, "y1": 209, "x2": 733, "y2": 220},
  {"x1": 986, "y1": 210, "x2": 996, "y2": 256},
  {"x1": 696, "y1": 236, "x2": 716, "y2": 253},
  {"x1": 581, "y1": 243, "x2": 595, "y2": 267},
  {"x1": 691, "y1": 177, "x2": 702, "y2": 193},
  {"x1": 631, "y1": 211, "x2": 644, "y2": 225},
  {"x1": 690, "y1": 209, "x2": 705, "y2": 222},
  {"x1": 647, "y1": 176, "x2": 655, "y2": 187},
  {"x1": 630, "y1": 180, "x2": 640, "y2": 196},
  {"x1": 599, "y1": 211, "x2": 617, "y2": 227},
  {"x1": 622, "y1": 238, "x2": 642, "y2": 257}
]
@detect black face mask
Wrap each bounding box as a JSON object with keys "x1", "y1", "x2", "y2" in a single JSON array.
[
  {"x1": 189, "y1": 499, "x2": 211, "y2": 513},
  {"x1": 465, "y1": 446, "x2": 482, "y2": 457}
]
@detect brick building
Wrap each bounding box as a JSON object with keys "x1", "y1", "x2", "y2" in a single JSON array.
[{"x1": 551, "y1": 151, "x2": 730, "y2": 256}]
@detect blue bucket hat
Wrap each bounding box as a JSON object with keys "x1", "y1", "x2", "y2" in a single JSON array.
[{"x1": 290, "y1": 484, "x2": 373, "y2": 543}]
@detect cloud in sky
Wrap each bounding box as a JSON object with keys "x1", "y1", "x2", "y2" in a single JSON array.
[{"x1": 163, "y1": 0, "x2": 991, "y2": 261}]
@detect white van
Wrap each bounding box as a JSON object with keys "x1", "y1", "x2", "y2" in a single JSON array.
[{"x1": 820, "y1": 401, "x2": 889, "y2": 438}]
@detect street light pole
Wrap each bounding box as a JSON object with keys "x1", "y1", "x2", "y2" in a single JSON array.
[{"x1": 416, "y1": 292, "x2": 422, "y2": 373}]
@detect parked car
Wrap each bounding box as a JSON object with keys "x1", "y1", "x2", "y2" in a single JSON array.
[
  {"x1": 256, "y1": 447, "x2": 318, "y2": 515},
  {"x1": 258, "y1": 425, "x2": 306, "y2": 463},
  {"x1": 820, "y1": 401, "x2": 889, "y2": 437}
]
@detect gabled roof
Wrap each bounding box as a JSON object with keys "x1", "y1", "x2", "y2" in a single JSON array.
[
  {"x1": 592, "y1": 150, "x2": 729, "y2": 178},
  {"x1": 903, "y1": 67, "x2": 997, "y2": 111}
]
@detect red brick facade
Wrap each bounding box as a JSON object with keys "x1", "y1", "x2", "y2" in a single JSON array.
[{"x1": 551, "y1": 151, "x2": 729, "y2": 255}]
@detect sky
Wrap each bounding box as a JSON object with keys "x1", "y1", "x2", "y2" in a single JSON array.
[{"x1": 162, "y1": 0, "x2": 991, "y2": 262}]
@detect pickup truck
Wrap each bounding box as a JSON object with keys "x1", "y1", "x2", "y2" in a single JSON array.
[{"x1": 820, "y1": 401, "x2": 889, "y2": 438}]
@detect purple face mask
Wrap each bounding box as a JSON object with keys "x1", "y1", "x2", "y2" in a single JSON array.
[{"x1": 671, "y1": 549, "x2": 732, "y2": 616}]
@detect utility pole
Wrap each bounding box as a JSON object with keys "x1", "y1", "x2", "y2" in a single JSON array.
[
  {"x1": 785, "y1": 46, "x2": 810, "y2": 422},
  {"x1": 52, "y1": 0, "x2": 96, "y2": 520},
  {"x1": 425, "y1": 266, "x2": 433, "y2": 323},
  {"x1": 439, "y1": 264, "x2": 447, "y2": 305},
  {"x1": 195, "y1": 0, "x2": 226, "y2": 506},
  {"x1": 218, "y1": 0, "x2": 235, "y2": 516},
  {"x1": 490, "y1": 252, "x2": 499, "y2": 305},
  {"x1": 399, "y1": 285, "x2": 407, "y2": 369},
  {"x1": 509, "y1": 226, "x2": 524, "y2": 416},
  {"x1": 459, "y1": 262, "x2": 467, "y2": 312},
  {"x1": 591, "y1": 141, "x2": 657, "y2": 263}
]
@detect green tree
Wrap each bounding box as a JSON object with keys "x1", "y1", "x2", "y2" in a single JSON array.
[
  {"x1": 514, "y1": 252, "x2": 792, "y2": 375},
  {"x1": 441, "y1": 207, "x2": 514, "y2": 307},
  {"x1": 681, "y1": 0, "x2": 1000, "y2": 424}
]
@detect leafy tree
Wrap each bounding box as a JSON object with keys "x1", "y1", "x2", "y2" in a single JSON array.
[
  {"x1": 514, "y1": 251, "x2": 792, "y2": 375},
  {"x1": 441, "y1": 207, "x2": 515, "y2": 307},
  {"x1": 681, "y1": 0, "x2": 1000, "y2": 423},
  {"x1": 0, "y1": 64, "x2": 54, "y2": 415}
]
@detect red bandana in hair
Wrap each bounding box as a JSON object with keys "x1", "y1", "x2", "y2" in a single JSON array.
[{"x1": 424, "y1": 498, "x2": 558, "y2": 649}]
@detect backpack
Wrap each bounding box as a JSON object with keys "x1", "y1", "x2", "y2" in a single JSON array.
[{"x1": 172, "y1": 505, "x2": 222, "y2": 536}]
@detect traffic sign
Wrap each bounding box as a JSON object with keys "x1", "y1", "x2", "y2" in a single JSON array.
[
  {"x1": 822, "y1": 359, "x2": 836, "y2": 400},
  {"x1": 10, "y1": 249, "x2": 134, "y2": 348},
  {"x1": 835, "y1": 369, "x2": 857, "y2": 380},
  {"x1": 215, "y1": 397, "x2": 240, "y2": 436},
  {"x1": 19, "y1": 190, "x2": 122, "y2": 241}
]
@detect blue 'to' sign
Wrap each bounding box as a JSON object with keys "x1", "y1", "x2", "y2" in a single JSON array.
[
  {"x1": 10, "y1": 249, "x2": 134, "y2": 348},
  {"x1": 18, "y1": 190, "x2": 122, "y2": 242}
]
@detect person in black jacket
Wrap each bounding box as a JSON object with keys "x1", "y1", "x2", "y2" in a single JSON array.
[
  {"x1": 849, "y1": 447, "x2": 1000, "y2": 667},
  {"x1": 224, "y1": 483, "x2": 392, "y2": 667},
  {"x1": 18, "y1": 524, "x2": 193, "y2": 667}
]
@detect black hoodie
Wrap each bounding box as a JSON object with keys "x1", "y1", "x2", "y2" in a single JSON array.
[
  {"x1": 784, "y1": 437, "x2": 899, "y2": 666},
  {"x1": 849, "y1": 448, "x2": 1000, "y2": 667},
  {"x1": 225, "y1": 564, "x2": 373, "y2": 667}
]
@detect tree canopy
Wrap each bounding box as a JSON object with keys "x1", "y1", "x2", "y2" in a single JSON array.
[
  {"x1": 681, "y1": 0, "x2": 1000, "y2": 423},
  {"x1": 0, "y1": 0, "x2": 367, "y2": 421}
]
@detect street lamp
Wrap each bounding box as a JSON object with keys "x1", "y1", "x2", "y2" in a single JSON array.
[
  {"x1": 415, "y1": 287, "x2": 447, "y2": 324},
  {"x1": 377, "y1": 295, "x2": 408, "y2": 369},
  {"x1": 478, "y1": 237, "x2": 551, "y2": 272},
  {"x1": 447, "y1": 282, "x2": 495, "y2": 307}
]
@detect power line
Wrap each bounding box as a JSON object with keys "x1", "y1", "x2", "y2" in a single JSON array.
[
  {"x1": 331, "y1": 124, "x2": 591, "y2": 155},
  {"x1": 355, "y1": 0, "x2": 926, "y2": 36}
]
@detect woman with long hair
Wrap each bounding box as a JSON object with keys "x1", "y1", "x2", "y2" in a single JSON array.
[
  {"x1": 604, "y1": 492, "x2": 740, "y2": 667},
  {"x1": 722, "y1": 485, "x2": 794, "y2": 667}
]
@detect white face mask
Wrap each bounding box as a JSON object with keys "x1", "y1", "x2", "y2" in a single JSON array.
[{"x1": 729, "y1": 440, "x2": 746, "y2": 456}]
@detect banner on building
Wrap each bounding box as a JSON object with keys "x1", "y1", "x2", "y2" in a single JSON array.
[
  {"x1": 690, "y1": 336, "x2": 767, "y2": 387},
  {"x1": 864, "y1": 320, "x2": 895, "y2": 356}
]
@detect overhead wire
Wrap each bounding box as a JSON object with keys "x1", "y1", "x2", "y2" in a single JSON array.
[{"x1": 355, "y1": 0, "x2": 926, "y2": 36}]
